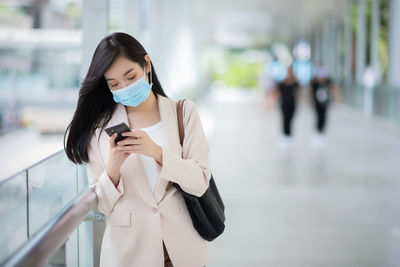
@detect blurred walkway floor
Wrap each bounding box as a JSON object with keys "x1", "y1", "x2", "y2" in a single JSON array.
[
  {"x1": 199, "y1": 88, "x2": 400, "y2": 267},
  {"x1": 0, "y1": 128, "x2": 62, "y2": 181}
]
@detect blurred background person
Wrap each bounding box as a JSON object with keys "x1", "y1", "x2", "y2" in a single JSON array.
[
  {"x1": 309, "y1": 65, "x2": 342, "y2": 147},
  {"x1": 274, "y1": 65, "x2": 300, "y2": 147},
  {"x1": 262, "y1": 55, "x2": 288, "y2": 110}
]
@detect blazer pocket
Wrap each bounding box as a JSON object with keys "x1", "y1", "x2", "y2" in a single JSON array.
[{"x1": 108, "y1": 210, "x2": 131, "y2": 227}]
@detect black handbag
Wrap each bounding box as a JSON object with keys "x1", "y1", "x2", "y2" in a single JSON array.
[{"x1": 170, "y1": 99, "x2": 225, "y2": 241}]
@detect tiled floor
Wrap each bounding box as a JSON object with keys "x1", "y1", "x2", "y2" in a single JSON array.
[{"x1": 198, "y1": 88, "x2": 400, "y2": 267}]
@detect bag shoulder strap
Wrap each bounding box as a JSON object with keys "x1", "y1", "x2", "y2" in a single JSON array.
[
  {"x1": 177, "y1": 99, "x2": 186, "y2": 146},
  {"x1": 166, "y1": 99, "x2": 186, "y2": 191}
]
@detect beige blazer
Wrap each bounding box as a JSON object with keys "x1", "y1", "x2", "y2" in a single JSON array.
[{"x1": 86, "y1": 94, "x2": 211, "y2": 267}]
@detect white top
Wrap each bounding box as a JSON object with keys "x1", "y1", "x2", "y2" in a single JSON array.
[{"x1": 138, "y1": 120, "x2": 165, "y2": 193}]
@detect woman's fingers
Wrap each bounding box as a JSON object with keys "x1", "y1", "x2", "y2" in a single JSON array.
[
  {"x1": 118, "y1": 144, "x2": 142, "y2": 152},
  {"x1": 109, "y1": 133, "x2": 118, "y2": 147},
  {"x1": 121, "y1": 130, "x2": 142, "y2": 138},
  {"x1": 115, "y1": 130, "x2": 152, "y2": 156},
  {"x1": 117, "y1": 137, "x2": 142, "y2": 146}
]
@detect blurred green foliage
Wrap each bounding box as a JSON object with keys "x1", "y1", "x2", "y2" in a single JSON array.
[
  {"x1": 0, "y1": 4, "x2": 25, "y2": 16},
  {"x1": 351, "y1": 0, "x2": 389, "y2": 80},
  {"x1": 209, "y1": 51, "x2": 263, "y2": 89}
]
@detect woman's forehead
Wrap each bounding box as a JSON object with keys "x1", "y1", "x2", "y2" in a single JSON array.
[{"x1": 105, "y1": 56, "x2": 139, "y2": 78}]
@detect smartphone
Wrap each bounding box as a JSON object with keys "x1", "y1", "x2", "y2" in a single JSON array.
[{"x1": 105, "y1": 122, "x2": 132, "y2": 144}]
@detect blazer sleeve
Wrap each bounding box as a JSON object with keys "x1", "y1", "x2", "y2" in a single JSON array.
[
  {"x1": 158, "y1": 99, "x2": 211, "y2": 197},
  {"x1": 86, "y1": 131, "x2": 124, "y2": 216}
]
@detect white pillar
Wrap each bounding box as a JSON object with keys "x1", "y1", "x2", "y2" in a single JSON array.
[
  {"x1": 388, "y1": 0, "x2": 400, "y2": 87},
  {"x1": 330, "y1": 18, "x2": 338, "y2": 80},
  {"x1": 370, "y1": 0, "x2": 380, "y2": 74},
  {"x1": 335, "y1": 20, "x2": 343, "y2": 82},
  {"x1": 148, "y1": 0, "x2": 200, "y2": 97},
  {"x1": 322, "y1": 20, "x2": 330, "y2": 68},
  {"x1": 80, "y1": 0, "x2": 108, "y2": 80},
  {"x1": 319, "y1": 27, "x2": 324, "y2": 65},
  {"x1": 326, "y1": 19, "x2": 332, "y2": 74},
  {"x1": 312, "y1": 29, "x2": 321, "y2": 64},
  {"x1": 324, "y1": 18, "x2": 336, "y2": 78},
  {"x1": 317, "y1": 27, "x2": 324, "y2": 64},
  {"x1": 344, "y1": 0, "x2": 353, "y2": 86},
  {"x1": 356, "y1": 0, "x2": 366, "y2": 85},
  {"x1": 124, "y1": 0, "x2": 142, "y2": 37}
]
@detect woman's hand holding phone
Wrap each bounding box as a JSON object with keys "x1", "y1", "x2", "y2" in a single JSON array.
[
  {"x1": 106, "y1": 132, "x2": 131, "y2": 188},
  {"x1": 117, "y1": 130, "x2": 163, "y2": 164},
  {"x1": 104, "y1": 123, "x2": 163, "y2": 188}
]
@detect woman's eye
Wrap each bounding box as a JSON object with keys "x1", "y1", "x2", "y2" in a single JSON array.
[
  {"x1": 111, "y1": 83, "x2": 118, "y2": 87},
  {"x1": 128, "y1": 76, "x2": 136, "y2": 80}
]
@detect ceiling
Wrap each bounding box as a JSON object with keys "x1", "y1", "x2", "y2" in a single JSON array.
[{"x1": 193, "y1": 0, "x2": 347, "y2": 47}]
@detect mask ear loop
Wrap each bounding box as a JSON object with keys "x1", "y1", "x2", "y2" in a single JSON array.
[
  {"x1": 149, "y1": 63, "x2": 153, "y2": 86},
  {"x1": 144, "y1": 63, "x2": 153, "y2": 87}
]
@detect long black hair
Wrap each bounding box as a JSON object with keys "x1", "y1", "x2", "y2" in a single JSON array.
[{"x1": 64, "y1": 32, "x2": 168, "y2": 164}]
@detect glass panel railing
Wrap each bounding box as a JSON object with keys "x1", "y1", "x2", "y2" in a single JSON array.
[
  {"x1": 28, "y1": 151, "x2": 78, "y2": 236},
  {"x1": 341, "y1": 84, "x2": 400, "y2": 122},
  {"x1": 77, "y1": 161, "x2": 89, "y2": 193},
  {"x1": 0, "y1": 172, "x2": 28, "y2": 263},
  {"x1": 0, "y1": 150, "x2": 98, "y2": 266},
  {"x1": 76, "y1": 164, "x2": 95, "y2": 267}
]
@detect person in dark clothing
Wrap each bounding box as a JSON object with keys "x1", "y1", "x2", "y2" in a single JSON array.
[
  {"x1": 311, "y1": 76, "x2": 332, "y2": 132},
  {"x1": 275, "y1": 66, "x2": 300, "y2": 140},
  {"x1": 309, "y1": 66, "x2": 342, "y2": 145}
]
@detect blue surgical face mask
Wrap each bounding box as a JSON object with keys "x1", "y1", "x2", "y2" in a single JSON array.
[{"x1": 110, "y1": 66, "x2": 153, "y2": 107}]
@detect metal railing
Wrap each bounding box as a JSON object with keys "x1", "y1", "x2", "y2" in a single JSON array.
[
  {"x1": 0, "y1": 149, "x2": 105, "y2": 267},
  {"x1": 1, "y1": 188, "x2": 97, "y2": 267}
]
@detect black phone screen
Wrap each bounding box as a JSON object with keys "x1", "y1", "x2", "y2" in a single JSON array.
[{"x1": 104, "y1": 122, "x2": 132, "y2": 144}]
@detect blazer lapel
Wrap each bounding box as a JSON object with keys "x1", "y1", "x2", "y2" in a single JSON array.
[{"x1": 153, "y1": 95, "x2": 182, "y2": 204}]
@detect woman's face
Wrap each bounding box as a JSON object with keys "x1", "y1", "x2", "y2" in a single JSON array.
[{"x1": 104, "y1": 55, "x2": 151, "y2": 91}]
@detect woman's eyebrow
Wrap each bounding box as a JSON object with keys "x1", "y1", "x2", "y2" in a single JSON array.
[
  {"x1": 123, "y1": 68, "x2": 134, "y2": 76},
  {"x1": 106, "y1": 68, "x2": 135, "y2": 81}
]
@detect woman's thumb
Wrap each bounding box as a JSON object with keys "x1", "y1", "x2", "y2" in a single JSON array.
[{"x1": 109, "y1": 133, "x2": 117, "y2": 145}]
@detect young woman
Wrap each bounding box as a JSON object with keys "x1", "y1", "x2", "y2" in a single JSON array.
[{"x1": 64, "y1": 32, "x2": 211, "y2": 267}]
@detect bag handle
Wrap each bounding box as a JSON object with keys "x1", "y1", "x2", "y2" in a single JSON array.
[
  {"x1": 166, "y1": 99, "x2": 186, "y2": 191},
  {"x1": 177, "y1": 99, "x2": 186, "y2": 145}
]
